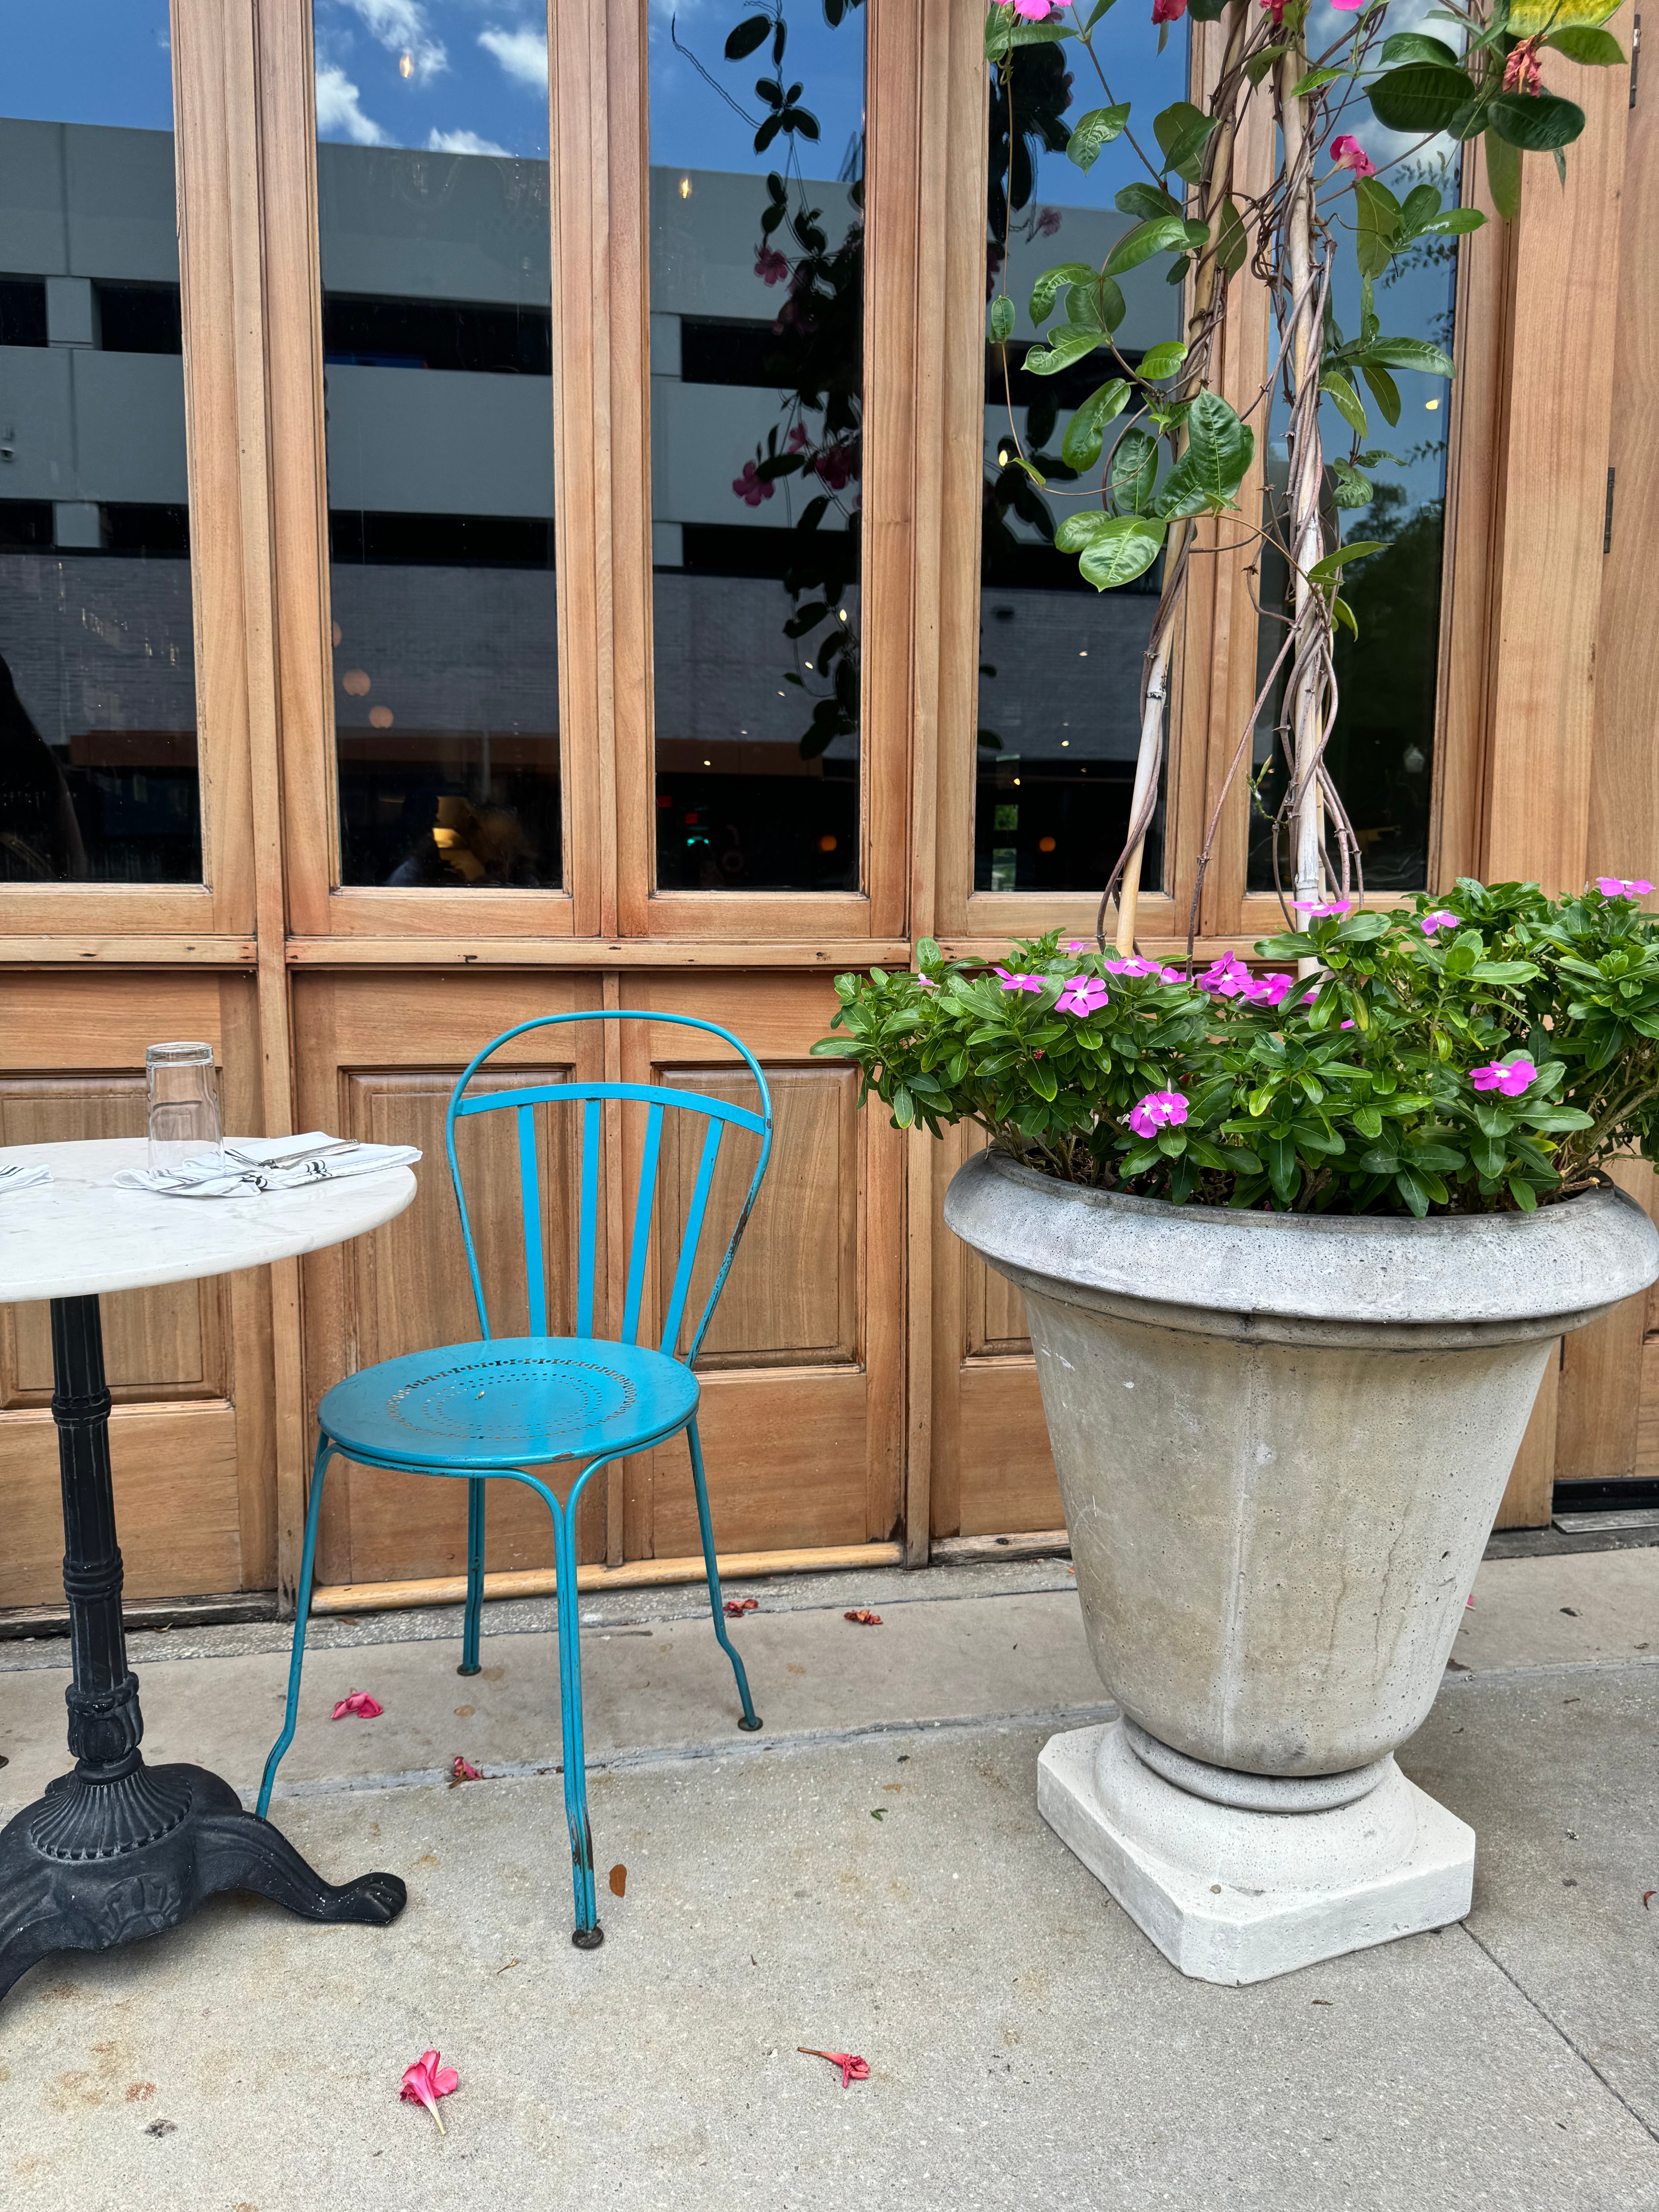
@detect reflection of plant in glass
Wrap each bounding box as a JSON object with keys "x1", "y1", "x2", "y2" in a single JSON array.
[
  {"x1": 690, "y1": 2, "x2": 867, "y2": 759},
  {"x1": 982, "y1": 0, "x2": 1620, "y2": 958}
]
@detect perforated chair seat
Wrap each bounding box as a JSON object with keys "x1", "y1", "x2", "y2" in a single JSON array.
[{"x1": 320, "y1": 1337, "x2": 700, "y2": 1472}]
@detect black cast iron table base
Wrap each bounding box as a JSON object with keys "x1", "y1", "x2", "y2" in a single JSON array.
[{"x1": 0, "y1": 1296, "x2": 405, "y2": 2007}]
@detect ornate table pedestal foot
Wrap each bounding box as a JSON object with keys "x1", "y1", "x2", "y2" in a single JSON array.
[{"x1": 0, "y1": 1296, "x2": 405, "y2": 2009}]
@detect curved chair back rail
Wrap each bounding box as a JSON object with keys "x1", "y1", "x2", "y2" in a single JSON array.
[{"x1": 443, "y1": 1010, "x2": 773, "y2": 1365}]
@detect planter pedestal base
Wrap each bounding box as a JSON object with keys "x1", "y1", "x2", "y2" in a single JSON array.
[{"x1": 1038, "y1": 1719, "x2": 1473, "y2": 1986}]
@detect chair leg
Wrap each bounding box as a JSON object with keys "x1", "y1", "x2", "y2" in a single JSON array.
[
  {"x1": 458, "y1": 1476, "x2": 486, "y2": 1676},
  {"x1": 550, "y1": 1502, "x2": 602, "y2": 1947},
  {"x1": 257, "y1": 1437, "x2": 333, "y2": 1819},
  {"x1": 686, "y1": 1415, "x2": 761, "y2": 1732}
]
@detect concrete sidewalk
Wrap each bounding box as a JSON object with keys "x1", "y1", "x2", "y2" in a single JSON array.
[{"x1": 0, "y1": 1548, "x2": 1656, "y2": 2209}]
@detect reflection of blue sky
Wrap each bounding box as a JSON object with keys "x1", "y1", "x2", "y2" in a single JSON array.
[
  {"x1": 2, "y1": 1, "x2": 175, "y2": 129},
  {"x1": 313, "y1": 0, "x2": 551, "y2": 159},
  {"x1": 1025, "y1": 18, "x2": 1188, "y2": 216},
  {"x1": 649, "y1": 2, "x2": 865, "y2": 178}
]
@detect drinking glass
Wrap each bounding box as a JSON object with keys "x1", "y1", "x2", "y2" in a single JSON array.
[{"x1": 146, "y1": 1042, "x2": 224, "y2": 1173}]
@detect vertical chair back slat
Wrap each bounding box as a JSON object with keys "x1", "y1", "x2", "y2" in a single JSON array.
[
  {"x1": 622, "y1": 1103, "x2": 664, "y2": 1346},
  {"x1": 659, "y1": 1117, "x2": 723, "y2": 1359},
  {"x1": 576, "y1": 1099, "x2": 601, "y2": 1339},
  {"x1": 443, "y1": 1013, "x2": 771, "y2": 1362},
  {"x1": 517, "y1": 1104, "x2": 548, "y2": 1338}
]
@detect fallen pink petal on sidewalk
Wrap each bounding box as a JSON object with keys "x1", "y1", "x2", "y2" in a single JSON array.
[
  {"x1": 330, "y1": 1690, "x2": 384, "y2": 1720},
  {"x1": 400, "y1": 2050, "x2": 460, "y2": 2134}
]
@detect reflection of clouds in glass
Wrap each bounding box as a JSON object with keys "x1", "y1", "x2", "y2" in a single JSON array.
[
  {"x1": 427, "y1": 126, "x2": 512, "y2": 154},
  {"x1": 478, "y1": 25, "x2": 547, "y2": 89},
  {"x1": 316, "y1": 64, "x2": 391, "y2": 145},
  {"x1": 1305, "y1": 0, "x2": 1465, "y2": 174},
  {"x1": 338, "y1": 0, "x2": 449, "y2": 82}
]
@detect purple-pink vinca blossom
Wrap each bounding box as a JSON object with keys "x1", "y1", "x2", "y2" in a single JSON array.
[
  {"x1": 995, "y1": 966, "x2": 1044, "y2": 995},
  {"x1": 1470, "y1": 1057, "x2": 1538, "y2": 1097},
  {"x1": 995, "y1": 0, "x2": 1071, "y2": 19},
  {"x1": 1196, "y1": 951, "x2": 1253, "y2": 997},
  {"x1": 1244, "y1": 971, "x2": 1296, "y2": 1008},
  {"x1": 1128, "y1": 1089, "x2": 1189, "y2": 1140},
  {"x1": 1596, "y1": 875, "x2": 1653, "y2": 899},
  {"x1": 1329, "y1": 135, "x2": 1376, "y2": 178},
  {"x1": 1057, "y1": 975, "x2": 1109, "y2": 1017},
  {"x1": 1293, "y1": 896, "x2": 1353, "y2": 918},
  {"x1": 1420, "y1": 909, "x2": 1459, "y2": 935}
]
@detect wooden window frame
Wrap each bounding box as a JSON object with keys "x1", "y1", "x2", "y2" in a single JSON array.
[
  {"x1": 255, "y1": 0, "x2": 598, "y2": 943},
  {"x1": 923, "y1": 16, "x2": 1512, "y2": 966},
  {"x1": 607, "y1": 0, "x2": 913, "y2": 945},
  {"x1": 0, "y1": 0, "x2": 257, "y2": 950}
]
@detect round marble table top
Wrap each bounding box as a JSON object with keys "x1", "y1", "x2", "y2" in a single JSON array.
[{"x1": 0, "y1": 1138, "x2": 417, "y2": 1303}]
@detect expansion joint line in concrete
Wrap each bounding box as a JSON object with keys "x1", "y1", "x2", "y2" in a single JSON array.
[{"x1": 1457, "y1": 1922, "x2": 1659, "y2": 2148}]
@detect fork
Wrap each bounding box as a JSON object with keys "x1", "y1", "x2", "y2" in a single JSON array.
[{"x1": 225, "y1": 1140, "x2": 362, "y2": 1172}]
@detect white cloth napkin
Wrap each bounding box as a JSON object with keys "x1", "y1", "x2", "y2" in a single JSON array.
[
  {"x1": 0, "y1": 1162, "x2": 51, "y2": 1195},
  {"x1": 112, "y1": 1132, "x2": 421, "y2": 1199}
]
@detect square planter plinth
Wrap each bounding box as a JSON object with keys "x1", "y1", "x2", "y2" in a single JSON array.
[{"x1": 1038, "y1": 1721, "x2": 1475, "y2": 1986}]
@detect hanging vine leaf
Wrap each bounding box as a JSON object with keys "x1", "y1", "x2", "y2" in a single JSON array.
[
  {"x1": 1367, "y1": 63, "x2": 1475, "y2": 135},
  {"x1": 1060, "y1": 378, "x2": 1131, "y2": 470},
  {"x1": 1068, "y1": 103, "x2": 1132, "y2": 172},
  {"x1": 988, "y1": 295, "x2": 1015, "y2": 343},
  {"x1": 1109, "y1": 426, "x2": 1160, "y2": 515},
  {"x1": 724, "y1": 15, "x2": 771, "y2": 61},
  {"x1": 1488, "y1": 90, "x2": 1587, "y2": 150},
  {"x1": 1152, "y1": 101, "x2": 1220, "y2": 183}
]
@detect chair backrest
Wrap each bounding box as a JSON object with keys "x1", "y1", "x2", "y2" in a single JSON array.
[{"x1": 443, "y1": 1010, "x2": 772, "y2": 1365}]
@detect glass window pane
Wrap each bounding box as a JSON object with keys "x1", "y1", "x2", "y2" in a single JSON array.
[
  {"x1": 648, "y1": 2, "x2": 866, "y2": 893},
  {"x1": 1247, "y1": 149, "x2": 1459, "y2": 895},
  {"x1": 977, "y1": 28, "x2": 1187, "y2": 896},
  {"x1": 313, "y1": 0, "x2": 560, "y2": 889},
  {"x1": 0, "y1": 2, "x2": 200, "y2": 885}
]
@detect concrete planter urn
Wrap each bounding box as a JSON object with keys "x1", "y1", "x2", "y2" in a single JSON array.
[{"x1": 945, "y1": 1147, "x2": 1659, "y2": 1984}]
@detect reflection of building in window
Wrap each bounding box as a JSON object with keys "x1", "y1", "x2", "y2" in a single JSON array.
[{"x1": 0, "y1": 120, "x2": 201, "y2": 884}]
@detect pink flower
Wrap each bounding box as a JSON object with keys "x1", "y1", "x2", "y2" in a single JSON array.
[
  {"x1": 331, "y1": 1689, "x2": 383, "y2": 1720},
  {"x1": 1034, "y1": 207, "x2": 1062, "y2": 237},
  {"x1": 1470, "y1": 1057, "x2": 1538, "y2": 1098},
  {"x1": 798, "y1": 2047, "x2": 872, "y2": 2088},
  {"x1": 1128, "y1": 1088, "x2": 1189, "y2": 1140},
  {"x1": 814, "y1": 440, "x2": 861, "y2": 492},
  {"x1": 1420, "y1": 909, "x2": 1460, "y2": 934},
  {"x1": 1196, "y1": 951, "x2": 1252, "y2": 997},
  {"x1": 1330, "y1": 0, "x2": 1363, "y2": 9},
  {"x1": 1065, "y1": 939, "x2": 1093, "y2": 953},
  {"x1": 1596, "y1": 875, "x2": 1653, "y2": 899},
  {"x1": 1057, "y1": 975, "x2": 1109, "y2": 1017},
  {"x1": 1340, "y1": 1019, "x2": 1356, "y2": 1029},
  {"x1": 1293, "y1": 896, "x2": 1353, "y2": 918},
  {"x1": 1160, "y1": 965, "x2": 1187, "y2": 983},
  {"x1": 787, "y1": 422, "x2": 811, "y2": 451},
  {"x1": 1260, "y1": 0, "x2": 1286, "y2": 23},
  {"x1": 1503, "y1": 37, "x2": 1544, "y2": 96},
  {"x1": 754, "y1": 244, "x2": 790, "y2": 286},
  {"x1": 1329, "y1": 135, "x2": 1376, "y2": 180},
  {"x1": 1152, "y1": 0, "x2": 1188, "y2": 22},
  {"x1": 448, "y1": 1755, "x2": 482, "y2": 1787},
  {"x1": 1243, "y1": 971, "x2": 1295, "y2": 1007},
  {"x1": 995, "y1": 966, "x2": 1044, "y2": 994},
  {"x1": 732, "y1": 461, "x2": 774, "y2": 509},
  {"x1": 401, "y1": 2050, "x2": 460, "y2": 2134}
]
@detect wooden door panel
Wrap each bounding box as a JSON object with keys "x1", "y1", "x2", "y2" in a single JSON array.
[
  {"x1": 292, "y1": 973, "x2": 607, "y2": 1585},
  {"x1": 0, "y1": 1404, "x2": 242, "y2": 1609},
  {"x1": 0, "y1": 973, "x2": 268, "y2": 1605},
  {"x1": 0, "y1": 1076, "x2": 225, "y2": 1408},
  {"x1": 617, "y1": 974, "x2": 903, "y2": 1561},
  {"x1": 929, "y1": 1124, "x2": 1062, "y2": 1539},
  {"x1": 657, "y1": 1064, "x2": 857, "y2": 1369}
]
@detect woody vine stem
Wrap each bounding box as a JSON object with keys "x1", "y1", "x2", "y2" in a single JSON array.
[{"x1": 985, "y1": 0, "x2": 1614, "y2": 961}]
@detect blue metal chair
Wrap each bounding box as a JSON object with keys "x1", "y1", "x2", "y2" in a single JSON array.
[{"x1": 256, "y1": 1011, "x2": 771, "y2": 1947}]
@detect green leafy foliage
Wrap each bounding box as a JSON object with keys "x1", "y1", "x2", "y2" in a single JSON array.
[
  {"x1": 815, "y1": 884, "x2": 1659, "y2": 1217},
  {"x1": 1068, "y1": 102, "x2": 1132, "y2": 171}
]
